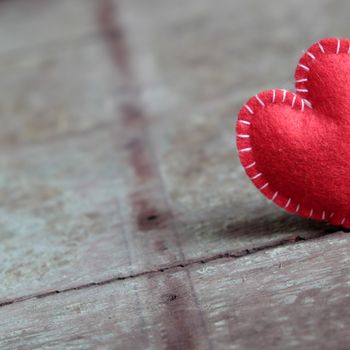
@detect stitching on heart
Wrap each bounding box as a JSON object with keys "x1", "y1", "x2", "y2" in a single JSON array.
[
  {"x1": 296, "y1": 38, "x2": 350, "y2": 102},
  {"x1": 295, "y1": 38, "x2": 350, "y2": 227},
  {"x1": 237, "y1": 89, "x2": 317, "y2": 220},
  {"x1": 236, "y1": 39, "x2": 350, "y2": 227}
]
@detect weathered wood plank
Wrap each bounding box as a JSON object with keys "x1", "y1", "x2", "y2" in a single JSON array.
[
  {"x1": 0, "y1": 270, "x2": 211, "y2": 350},
  {"x1": 0, "y1": 40, "x2": 125, "y2": 146},
  {"x1": 0, "y1": 232, "x2": 349, "y2": 349},
  {"x1": 0, "y1": 0, "x2": 99, "y2": 55},
  {"x1": 120, "y1": 0, "x2": 350, "y2": 109},
  {"x1": 190, "y1": 232, "x2": 350, "y2": 350},
  {"x1": 0, "y1": 127, "x2": 132, "y2": 301}
]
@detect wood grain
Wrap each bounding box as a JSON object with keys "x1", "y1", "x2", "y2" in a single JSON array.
[
  {"x1": 190, "y1": 232, "x2": 350, "y2": 350},
  {"x1": 0, "y1": 0, "x2": 99, "y2": 55},
  {"x1": 1, "y1": 233, "x2": 350, "y2": 349},
  {"x1": 0, "y1": 40, "x2": 124, "y2": 146}
]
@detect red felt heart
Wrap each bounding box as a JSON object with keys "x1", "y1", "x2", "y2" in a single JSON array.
[{"x1": 236, "y1": 38, "x2": 350, "y2": 228}]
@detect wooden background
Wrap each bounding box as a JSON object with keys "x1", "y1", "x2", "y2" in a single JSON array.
[{"x1": 0, "y1": 0, "x2": 350, "y2": 349}]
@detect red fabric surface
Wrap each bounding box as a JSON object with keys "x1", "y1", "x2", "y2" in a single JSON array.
[{"x1": 236, "y1": 38, "x2": 350, "y2": 228}]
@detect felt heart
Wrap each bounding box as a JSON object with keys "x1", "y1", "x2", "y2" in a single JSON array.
[{"x1": 236, "y1": 38, "x2": 350, "y2": 228}]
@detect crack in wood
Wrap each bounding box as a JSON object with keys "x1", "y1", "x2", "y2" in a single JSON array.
[{"x1": 0, "y1": 228, "x2": 341, "y2": 309}]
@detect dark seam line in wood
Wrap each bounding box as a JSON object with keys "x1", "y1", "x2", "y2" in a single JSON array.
[
  {"x1": 98, "y1": 0, "x2": 213, "y2": 346},
  {"x1": 0, "y1": 229, "x2": 341, "y2": 309},
  {"x1": 141, "y1": 76, "x2": 214, "y2": 349},
  {"x1": 95, "y1": 0, "x2": 152, "y2": 345}
]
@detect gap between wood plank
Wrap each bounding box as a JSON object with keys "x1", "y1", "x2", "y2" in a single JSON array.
[{"x1": 0, "y1": 227, "x2": 342, "y2": 309}]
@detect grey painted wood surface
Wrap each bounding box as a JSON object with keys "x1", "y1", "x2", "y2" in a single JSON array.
[
  {"x1": 0, "y1": 0, "x2": 349, "y2": 348},
  {"x1": 1, "y1": 233, "x2": 350, "y2": 350}
]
